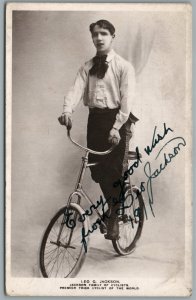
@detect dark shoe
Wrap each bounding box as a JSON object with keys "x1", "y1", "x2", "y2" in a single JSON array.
[
  {"x1": 100, "y1": 222, "x2": 107, "y2": 234},
  {"x1": 104, "y1": 218, "x2": 120, "y2": 240}
]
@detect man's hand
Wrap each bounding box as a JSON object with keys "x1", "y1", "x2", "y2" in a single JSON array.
[
  {"x1": 108, "y1": 128, "x2": 121, "y2": 145},
  {"x1": 58, "y1": 113, "x2": 72, "y2": 129}
]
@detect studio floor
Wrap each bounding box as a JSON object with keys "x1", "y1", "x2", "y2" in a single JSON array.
[{"x1": 11, "y1": 216, "x2": 184, "y2": 281}]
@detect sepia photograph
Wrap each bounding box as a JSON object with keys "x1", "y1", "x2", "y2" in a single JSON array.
[{"x1": 6, "y1": 3, "x2": 192, "y2": 296}]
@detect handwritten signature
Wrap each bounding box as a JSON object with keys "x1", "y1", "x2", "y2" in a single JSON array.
[
  {"x1": 64, "y1": 123, "x2": 186, "y2": 252},
  {"x1": 142, "y1": 136, "x2": 186, "y2": 216},
  {"x1": 144, "y1": 122, "x2": 173, "y2": 156}
]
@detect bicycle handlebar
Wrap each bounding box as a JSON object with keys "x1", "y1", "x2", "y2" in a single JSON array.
[{"x1": 67, "y1": 129, "x2": 115, "y2": 155}]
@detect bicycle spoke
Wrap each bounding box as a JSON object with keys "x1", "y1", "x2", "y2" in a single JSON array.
[
  {"x1": 44, "y1": 246, "x2": 58, "y2": 257},
  {"x1": 67, "y1": 248, "x2": 78, "y2": 263},
  {"x1": 55, "y1": 247, "x2": 60, "y2": 277},
  {"x1": 61, "y1": 246, "x2": 68, "y2": 276},
  {"x1": 51, "y1": 224, "x2": 59, "y2": 237},
  {"x1": 66, "y1": 247, "x2": 71, "y2": 274},
  {"x1": 44, "y1": 247, "x2": 59, "y2": 269},
  {"x1": 60, "y1": 220, "x2": 70, "y2": 241},
  {"x1": 45, "y1": 246, "x2": 64, "y2": 267},
  {"x1": 48, "y1": 254, "x2": 58, "y2": 276},
  {"x1": 56, "y1": 247, "x2": 66, "y2": 277},
  {"x1": 44, "y1": 248, "x2": 60, "y2": 268},
  {"x1": 48, "y1": 247, "x2": 64, "y2": 276}
]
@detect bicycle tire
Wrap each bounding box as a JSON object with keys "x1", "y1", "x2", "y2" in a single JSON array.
[
  {"x1": 40, "y1": 203, "x2": 89, "y2": 278},
  {"x1": 112, "y1": 186, "x2": 144, "y2": 255}
]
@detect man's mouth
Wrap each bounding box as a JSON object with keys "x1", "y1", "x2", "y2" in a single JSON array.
[{"x1": 97, "y1": 43, "x2": 104, "y2": 46}]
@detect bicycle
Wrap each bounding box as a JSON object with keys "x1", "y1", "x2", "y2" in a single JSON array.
[{"x1": 39, "y1": 127, "x2": 144, "y2": 278}]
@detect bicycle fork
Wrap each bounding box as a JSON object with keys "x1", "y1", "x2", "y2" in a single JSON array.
[{"x1": 54, "y1": 150, "x2": 90, "y2": 247}]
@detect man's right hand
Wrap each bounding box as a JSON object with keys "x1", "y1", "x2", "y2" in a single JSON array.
[{"x1": 58, "y1": 113, "x2": 72, "y2": 129}]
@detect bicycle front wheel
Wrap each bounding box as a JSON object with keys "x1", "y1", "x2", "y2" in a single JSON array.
[
  {"x1": 112, "y1": 186, "x2": 144, "y2": 255},
  {"x1": 40, "y1": 203, "x2": 89, "y2": 278}
]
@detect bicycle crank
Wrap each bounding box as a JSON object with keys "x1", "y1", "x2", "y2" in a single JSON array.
[{"x1": 50, "y1": 241, "x2": 76, "y2": 249}]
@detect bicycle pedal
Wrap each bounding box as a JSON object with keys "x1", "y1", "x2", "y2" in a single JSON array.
[
  {"x1": 122, "y1": 214, "x2": 128, "y2": 223},
  {"x1": 118, "y1": 214, "x2": 128, "y2": 223},
  {"x1": 104, "y1": 233, "x2": 120, "y2": 240}
]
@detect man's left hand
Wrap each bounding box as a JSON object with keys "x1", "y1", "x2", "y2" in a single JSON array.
[{"x1": 108, "y1": 128, "x2": 121, "y2": 145}]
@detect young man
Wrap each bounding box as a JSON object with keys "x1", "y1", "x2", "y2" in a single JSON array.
[{"x1": 59, "y1": 19, "x2": 138, "y2": 239}]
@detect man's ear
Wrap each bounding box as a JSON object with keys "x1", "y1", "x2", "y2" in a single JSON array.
[{"x1": 112, "y1": 34, "x2": 115, "y2": 39}]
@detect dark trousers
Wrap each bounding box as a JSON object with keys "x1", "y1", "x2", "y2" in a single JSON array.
[{"x1": 87, "y1": 108, "x2": 132, "y2": 219}]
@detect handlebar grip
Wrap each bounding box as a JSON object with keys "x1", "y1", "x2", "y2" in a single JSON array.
[
  {"x1": 67, "y1": 118, "x2": 72, "y2": 131},
  {"x1": 58, "y1": 116, "x2": 63, "y2": 125},
  {"x1": 58, "y1": 115, "x2": 72, "y2": 130}
]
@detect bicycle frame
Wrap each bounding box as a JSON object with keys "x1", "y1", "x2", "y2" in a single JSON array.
[
  {"x1": 66, "y1": 129, "x2": 114, "y2": 228},
  {"x1": 65, "y1": 129, "x2": 142, "y2": 229}
]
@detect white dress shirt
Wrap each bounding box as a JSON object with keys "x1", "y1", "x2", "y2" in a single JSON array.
[{"x1": 63, "y1": 49, "x2": 135, "y2": 130}]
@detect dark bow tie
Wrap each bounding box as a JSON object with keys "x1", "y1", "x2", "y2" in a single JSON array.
[{"x1": 89, "y1": 55, "x2": 108, "y2": 79}]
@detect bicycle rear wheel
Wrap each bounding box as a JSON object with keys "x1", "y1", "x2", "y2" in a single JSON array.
[
  {"x1": 40, "y1": 203, "x2": 89, "y2": 278},
  {"x1": 112, "y1": 186, "x2": 144, "y2": 255}
]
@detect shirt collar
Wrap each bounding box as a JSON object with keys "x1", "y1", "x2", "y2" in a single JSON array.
[
  {"x1": 106, "y1": 49, "x2": 115, "y2": 63},
  {"x1": 90, "y1": 49, "x2": 115, "y2": 67}
]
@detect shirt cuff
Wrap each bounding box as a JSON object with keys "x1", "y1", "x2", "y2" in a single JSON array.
[
  {"x1": 113, "y1": 110, "x2": 129, "y2": 130},
  {"x1": 63, "y1": 105, "x2": 72, "y2": 114}
]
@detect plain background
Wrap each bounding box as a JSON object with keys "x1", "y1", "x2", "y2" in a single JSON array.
[
  {"x1": 1, "y1": 0, "x2": 195, "y2": 299},
  {"x1": 12, "y1": 9, "x2": 186, "y2": 224},
  {"x1": 10, "y1": 8, "x2": 189, "y2": 281}
]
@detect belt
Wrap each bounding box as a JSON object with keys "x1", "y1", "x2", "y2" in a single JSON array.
[{"x1": 89, "y1": 107, "x2": 119, "y2": 114}]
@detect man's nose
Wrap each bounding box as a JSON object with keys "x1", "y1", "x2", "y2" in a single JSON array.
[{"x1": 97, "y1": 33, "x2": 102, "y2": 40}]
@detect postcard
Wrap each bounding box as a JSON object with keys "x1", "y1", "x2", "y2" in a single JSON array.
[{"x1": 6, "y1": 3, "x2": 192, "y2": 296}]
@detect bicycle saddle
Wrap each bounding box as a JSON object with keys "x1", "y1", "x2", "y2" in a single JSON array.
[{"x1": 128, "y1": 151, "x2": 142, "y2": 160}]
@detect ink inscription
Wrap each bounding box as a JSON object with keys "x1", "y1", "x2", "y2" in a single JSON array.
[{"x1": 63, "y1": 123, "x2": 186, "y2": 252}]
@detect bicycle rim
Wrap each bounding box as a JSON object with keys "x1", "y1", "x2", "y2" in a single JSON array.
[
  {"x1": 40, "y1": 203, "x2": 89, "y2": 278},
  {"x1": 112, "y1": 187, "x2": 144, "y2": 255}
]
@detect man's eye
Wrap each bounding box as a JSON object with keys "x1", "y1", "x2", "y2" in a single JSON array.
[{"x1": 92, "y1": 32, "x2": 108, "y2": 37}]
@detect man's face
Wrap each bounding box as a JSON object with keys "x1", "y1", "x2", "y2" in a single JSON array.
[{"x1": 91, "y1": 25, "x2": 114, "y2": 54}]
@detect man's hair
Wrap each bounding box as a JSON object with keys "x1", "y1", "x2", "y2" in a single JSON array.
[{"x1": 89, "y1": 20, "x2": 115, "y2": 35}]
